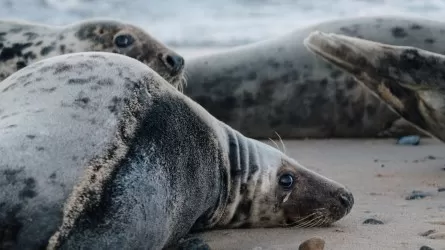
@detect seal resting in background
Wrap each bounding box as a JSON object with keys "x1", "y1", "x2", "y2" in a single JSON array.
[
  {"x1": 183, "y1": 15, "x2": 445, "y2": 139},
  {"x1": 0, "y1": 18, "x2": 185, "y2": 88},
  {"x1": 304, "y1": 31, "x2": 445, "y2": 142},
  {"x1": 0, "y1": 52, "x2": 353, "y2": 249}
]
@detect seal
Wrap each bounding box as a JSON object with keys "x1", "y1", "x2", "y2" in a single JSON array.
[
  {"x1": 304, "y1": 31, "x2": 445, "y2": 142},
  {"x1": 184, "y1": 15, "x2": 445, "y2": 139},
  {"x1": 0, "y1": 18, "x2": 185, "y2": 88},
  {"x1": 0, "y1": 52, "x2": 354, "y2": 249}
]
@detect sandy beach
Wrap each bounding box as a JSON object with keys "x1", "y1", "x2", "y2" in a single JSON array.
[{"x1": 193, "y1": 138, "x2": 445, "y2": 250}]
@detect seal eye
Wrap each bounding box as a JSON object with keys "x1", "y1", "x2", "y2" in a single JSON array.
[
  {"x1": 114, "y1": 34, "x2": 135, "y2": 48},
  {"x1": 279, "y1": 174, "x2": 294, "y2": 189}
]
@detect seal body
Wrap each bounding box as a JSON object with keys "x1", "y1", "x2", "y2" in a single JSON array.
[
  {"x1": 184, "y1": 15, "x2": 445, "y2": 139},
  {"x1": 0, "y1": 52, "x2": 353, "y2": 250},
  {"x1": 304, "y1": 31, "x2": 445, "y2": 143},
  {"x1": 0, "y1": 19, "x2": 185, "y2": 87}
]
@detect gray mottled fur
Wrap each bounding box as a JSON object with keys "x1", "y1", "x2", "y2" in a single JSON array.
[
  {"x1": 0, "y1": 18, "x2": 185, "y2": 89},
  {"x1": 184, "y1": 15, "x2": 445, "y2": 139},
  {"x1": 304, "y1": 31, "x2": 445, "y2": 143},
  {"x1": 0, "y1": 52, "x2": 352, "y2": 250}
]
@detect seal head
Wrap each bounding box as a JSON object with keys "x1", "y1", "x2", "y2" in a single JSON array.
[
  {"x1": 192, "y1": 125, "x2": 354, "y2": 231},
  {"x1": 304, "y1": 31, "x2": 445, "y2": 142},
  {"x1": 0, "y1": 19, "x2": 185, "y2": 89},
  {"x1": 72, "y1": 20, "x2": 185, "y2": 87}
]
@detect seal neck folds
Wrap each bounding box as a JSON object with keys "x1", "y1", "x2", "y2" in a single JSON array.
[
  {"x1": 202, "y1": 123, "x2": 354, "y2": 230},
  {"x1": 215, "y1": 125, "x2": 284, "y2": 228}
]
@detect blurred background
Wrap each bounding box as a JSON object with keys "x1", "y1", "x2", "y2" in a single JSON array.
[{"x1": 2, "y1": 0, "x2": 444, "y2": 55}]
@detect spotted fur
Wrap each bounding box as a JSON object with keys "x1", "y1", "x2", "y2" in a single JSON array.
[
  {"x1": 184, "y1": 15, "x2": 445, "y2": 139},
  {"x1": 0, "y1": 52, "x2": 353, "y2": 249},
  {"x1": 0, "y1": 18, "x2": 185, "y2": 89},
  {"x1": 304, "y1": 31, "x2": 445, "y2": 143}
]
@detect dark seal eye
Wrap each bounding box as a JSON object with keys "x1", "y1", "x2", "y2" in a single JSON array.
[
  {"x1": 279, "y1": 174, "x2": 294, "y2": 189},
  {"x1": 114, "y1": 34, "x2": 135, "y2": 48}
]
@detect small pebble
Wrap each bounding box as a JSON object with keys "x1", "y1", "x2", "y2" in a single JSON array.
[
  {"x1": 420, "y1": 246, "x2": 434, "y2": 250},
  {"x1": 298, "y1": 237, "x2": 325, "y2": 250},
  {"x1": 363, "y1": 218, "x2": 384, "y2": 225},
  {"x1": 419, "y1": 229, "x2": 436, "y2": 237},
  {"x1": 397, "y1": 135, "x2": 420, "y2": 145},
  {"x1": 405, "y1": 190, "x2": 432, "y2": 200}
]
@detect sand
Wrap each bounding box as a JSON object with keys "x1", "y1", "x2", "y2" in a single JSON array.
[{"x1": 195, "y1": 138, "x2": 445, "y2": 250}]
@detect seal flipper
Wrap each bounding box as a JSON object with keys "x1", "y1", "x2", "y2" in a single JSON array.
[
  {"x1": 168, "y1": 237, "x2": 211, "y2": 250},
  {"x1": 304, "y1": 31, "x2": 445, "y2": 142}
]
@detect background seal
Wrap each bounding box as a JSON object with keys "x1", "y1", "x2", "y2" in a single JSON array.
[
  {"x1": 184, "y1": 15, "x2": 445, "y2": 139},
  {"x1": 0, "y1": 18, "x2": 185, "y2": 88},
  {"x1": 304, "y1": 31, "x2": 445, "y2": 143}
]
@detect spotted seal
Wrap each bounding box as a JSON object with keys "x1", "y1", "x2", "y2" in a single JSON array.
[
  {"x1": 0, "y1": 52, "x2": 354, "y2": 249},
  {"x1": 0, "y1": 18, "x2": 185, "y2": 88},
  {"x1": 304, "y1": 31, "x2": 445, "y2": 142},
  {"x1": 184, "y1": 15, "x2": 445, "y2": 139}
]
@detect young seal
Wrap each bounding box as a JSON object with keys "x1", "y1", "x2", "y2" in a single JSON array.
[
  {"x1": 0, "y1": 52, "x2": 354, "y2": 249},
  {"x1": 304, "y1": 31, "x2": 445, "y2": 142},
  {"x1": 0, "y1": 18, "x2": 185, "y2": 88},
  {"x1": 184, "y1": 15, "x2": 445, "y2": 139}
]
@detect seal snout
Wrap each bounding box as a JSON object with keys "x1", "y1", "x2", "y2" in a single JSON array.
[
  {"x1": 337, "y1": 189, "x2": 354, "y2": 215},
  {"x1": 160, "y1": 52, "x2": 185, "y2": 75}
]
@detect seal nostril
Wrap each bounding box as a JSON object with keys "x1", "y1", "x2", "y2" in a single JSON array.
[
  {"x1": 164, "y1": 54, "x2": 184, "y2": 74},
  {"x1": 339, "y1": 192, "x2": 353, "y2": 209},
  {"x1": 166, "y1": 55, "x2": 175, "y2": 67}
]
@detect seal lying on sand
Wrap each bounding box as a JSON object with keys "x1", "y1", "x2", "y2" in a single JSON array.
[
  {"x1": 304, "y1": 31, "x2": 445, "y2": 143},
  {"x1": 184, "y1": 16, "x2": 445, "y2": 139},
  {"x1": 0, "y1": 52, "x2": 353, "y2": 249},
  {"x1": 0, "y1": 18, "x2": 185, "y2": 88}
]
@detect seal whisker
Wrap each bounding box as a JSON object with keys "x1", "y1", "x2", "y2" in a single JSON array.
[
  {"x1": 268, "y1": 137, "x2": 281, "y2": 152},
  {"x1": 282, "y1": 213, "x2": 315, "y2": 227},
  {"x1": 274, "y1": 131, "x2": 286, "y2": 154},
  {"x1": 312, "y1": 216, "x2": 326, "y2": 227},
  {"x1": 286, "y1": 212, "x2": 319, "y2": 227},
  {"x1": 179, "y1": 71, "x2": 188, "y2": 92},
  {"x1": 296, "y1": 209, "x2": 328, "y2": 228},
  {"x1": 298, "y1": 216, "x2": 322, "y2": 228},
  {"x1": 305, "y1": 214, "x2": 327, "y2": 228}
]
